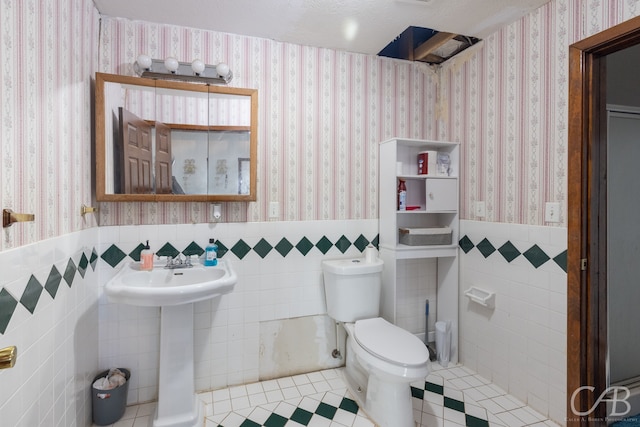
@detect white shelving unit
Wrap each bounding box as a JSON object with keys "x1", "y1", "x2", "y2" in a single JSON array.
[{"x1": 378, "y1": 138, "x2": 459, "y2": 364}]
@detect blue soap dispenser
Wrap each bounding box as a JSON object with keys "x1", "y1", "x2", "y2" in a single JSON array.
[{"x1": 204, "y1": 238, "x2": 218, "y2": 266}]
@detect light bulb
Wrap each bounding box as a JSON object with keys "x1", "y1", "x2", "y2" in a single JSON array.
[
  {"x1": 216, "y1": 62, "x2": 230, "y2": 78},
  {"x1": 191, "y1": 59, "x2": 205, "y2": 76},
  {"x1": 136, "y1": 54, "x2": 152, "y2": 70},
  {"x1": 164, "y1": 57, "x2": 179, "y2": 73}
]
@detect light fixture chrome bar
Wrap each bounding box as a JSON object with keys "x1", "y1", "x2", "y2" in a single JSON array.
[{"x1": 134, "y1": 58, "x2": 233, "y2": 85}]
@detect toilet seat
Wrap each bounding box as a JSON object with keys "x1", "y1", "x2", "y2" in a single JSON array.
[{"x1": 354, "y1": 317, "x2": 429, "y2": 367}]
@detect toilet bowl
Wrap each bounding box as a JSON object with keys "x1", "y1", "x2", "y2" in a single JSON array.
[
  {"x1": 321, "y1": 252, "x2": 430, "y2": 427},
  {"x1": 342, "y1": 318, "x2": 429, "y2": 427}
]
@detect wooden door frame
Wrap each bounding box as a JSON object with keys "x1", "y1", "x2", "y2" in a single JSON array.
[{"x1": 567, "y1": 15, "x2": 640, "y2": 426}]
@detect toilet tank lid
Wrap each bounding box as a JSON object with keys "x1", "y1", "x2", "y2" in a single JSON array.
[
  {"x1": 354, "y1": 318, "x2": 429, "y2": 367},
  {"x1": 321, "y1": 258, "x2": 383, "y2": 275}
]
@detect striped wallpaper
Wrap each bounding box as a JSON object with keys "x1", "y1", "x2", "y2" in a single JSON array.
[
  {"x1": 1, "y1": 0, "x2": 639, "y2": 249},
  {"x1": 97, "y1": 17, "x2": 439, "y2": 225},
  {"x1": 0, "y1": 0, "x2": 98, "y2": 250},
  {"x1": 439, "y1": 0, "x2": 639, "y2": 225}
]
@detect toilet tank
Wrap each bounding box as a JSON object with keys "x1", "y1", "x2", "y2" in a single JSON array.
[{"x1": 321, "y1": 257, "x2": 383, "y2": 322}]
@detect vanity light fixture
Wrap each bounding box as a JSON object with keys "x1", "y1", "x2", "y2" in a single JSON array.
[{"x1": 134, "y1": 54, "x2": 233, "y2": 84}]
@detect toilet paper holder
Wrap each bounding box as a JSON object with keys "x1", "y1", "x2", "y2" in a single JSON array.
[{"x1": 464, "y1": 286, "x2": 495, "y2": 309}]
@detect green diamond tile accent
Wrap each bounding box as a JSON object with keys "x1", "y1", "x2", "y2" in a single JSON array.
[
  {"x1": 78, "y1": 253, "x2": 89, "y2": 278},
  {"x1": 44, "y1": 266, "x2": 63, "y2": 299},
  {"x1": 216, "y1": 241, "x2": 228, "y2": 258},
  {"x1": 371, "y1": 235, "x2": 379, "y2": 248},
  {"x1": 334, "y1": 235, "x2": 351, "y2": 253},
  {"x1": 129, "y1": 243, "x2": 146, "y2": 262},
  {"x1": 239, "y1": 419, "x2": 261, "y2": 427},
  {"x1": 425, "y1": 382, "x2": 444, "y2": 395},
  {"x1": 444, "y1": 396, "x2": 465, "y2": 413},
  {"x1": 315, "y1": 402, "x2": 337, "y2": 420},
  {"x1": 101, "y1": 244, "x2": 127, "y2": 268},
  {"x1": 290, "y1": 407, "x2": 313, "y2": 425},
  {"x1": 20, "y1": 275, "x2": 43, "y2": 314},
  {"x1": 263, "y1": 413, "x2": 288, "y2": 427},
  {"x1": 156, "y1": 243, "x2": 180, "y2": 258},
  {"x1": 523, "y1": 244, "x2": 550, "y2": 268},
  {"x1": 315, "y1": 236, "x2": 333, "y2": 254},
  {"x1": 339, "y1": 397, "x2": 359, "y2": 414},
  {"x1": 90, "y1": 248, "x2": 98, "y2": 271},
  {"x1": 476, "y1": 238, "x2": 496, "y2": 258},
  {"x1": 253, "y1": 238, "x2": 273, "y2": 258},
  {"x1": 411, "y1": 386, "x2": 424, "y2": 399},
  {"x1": 231, "y1": 240, "x2": 252, "y2": 259},
  {"x1": 459, "y1": 235, "x2": 475, "y2": 253},
  {"x1": 64, "y1": 259, "x2": 76, "y2": 287},
  {"x1": 554, "y1": 250, "x2": 567, "y2": 272},
  {"x1": 466, "y1": 414, "x2": 490, "y2": 427},
  {"x1": 498, "y1": 241, "x2": 521, "y2": 263},
  {"x1": 0, "y1": 288, "x2": 18, "y2": 334},
  {"x1": 274, "y1": 238, "x2": 294, "y2": 257},
  {"x1": 353, "y1": 234, "x2": 369, "y2": 252},
  {"x1": 296, "y1": 237, "x2": 314, "y2": 256},
  {"x1": 183, "y1": 241, "x2": 205, "y2": 257}
]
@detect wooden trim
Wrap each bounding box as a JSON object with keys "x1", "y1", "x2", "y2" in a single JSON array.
[
  {"x1": 144, "y1": 121, "x2": 251, "y2": 132},
  {"x1": 567, "y1": 15, "x2": 640, "y2": 426},
  {"x1": 414, "y1": 32, "x2": 456, "y2": 61},
  {"x1": 567, "y1": 43, "x2": 586, "y2": 424},
  {"x1": 95, "y1": 72, "x2": 258, "y2": 202}
]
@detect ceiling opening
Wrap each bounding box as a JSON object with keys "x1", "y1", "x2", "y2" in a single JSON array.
[{"x1": 378, "y1": 26, "x2": 480, "y2": 64}]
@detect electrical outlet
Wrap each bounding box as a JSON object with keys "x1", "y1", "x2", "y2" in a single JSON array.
[
  {"x1": 545, "y1": 202, "x2": 561, "y2": 223},
  {"x1": 269, "y1": 201, "x2": 280, "y2": 218},
  {"x1": 475, "y1": 201, "x2": 486, "y2": 218}
]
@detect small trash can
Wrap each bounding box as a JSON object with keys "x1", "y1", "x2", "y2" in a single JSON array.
[{"x1": 91, "y1": 368, "x2": 131, "y2": 426}]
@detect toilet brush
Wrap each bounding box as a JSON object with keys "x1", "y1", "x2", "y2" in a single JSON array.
[{"x1": 425, "y1": 300, "x2": 437, "y2": 361}]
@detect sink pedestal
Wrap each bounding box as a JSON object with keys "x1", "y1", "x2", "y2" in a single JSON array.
[
  {"x1": 152, "y1": 303, "x2": 202, "y2": 427},
  {"x1": 104, "y1": 260, "x2": 237, "y2": 427}
]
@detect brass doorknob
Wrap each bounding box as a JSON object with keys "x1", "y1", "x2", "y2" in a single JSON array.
[{"x1": 0, "y1": 346, "x2": 17, "y2": 369}]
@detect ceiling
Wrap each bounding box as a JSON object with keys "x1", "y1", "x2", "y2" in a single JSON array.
[{"x1": 93, "y1": 0, "x2": 552, "y2": 60}]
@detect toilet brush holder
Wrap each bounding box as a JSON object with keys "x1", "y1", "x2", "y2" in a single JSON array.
[{"x1": 435, "y1": 320, "x2": 451, "y2": 367}]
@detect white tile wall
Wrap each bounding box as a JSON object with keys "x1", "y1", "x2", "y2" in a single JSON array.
[
  {"x1": 459, "y1": 220, "x2": 567, "y2": 424},
  {"x1": 97, "y1": 219, "x2": 378, "y2": 404},
  {"x1": 395, "y1": 258, "x2": 437, "y2": 339},
  {"x1": 0, "y1": 228, "x2": 100, "y2": 427}
]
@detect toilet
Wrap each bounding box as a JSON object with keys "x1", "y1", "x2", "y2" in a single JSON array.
[{"x1": 321, "y1": 253, "x2": 429, "y2": 427}]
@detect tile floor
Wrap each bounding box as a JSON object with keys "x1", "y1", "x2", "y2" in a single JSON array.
[{"x1": 92, "y1": 364, "x2": 562, "y2": 427}]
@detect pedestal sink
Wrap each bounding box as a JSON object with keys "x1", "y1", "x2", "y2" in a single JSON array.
[{"x1": 105, "y1": 260, "x2": 237, "y2": 427}]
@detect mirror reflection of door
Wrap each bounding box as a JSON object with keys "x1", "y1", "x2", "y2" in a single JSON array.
[
  {"x1": 119, "y1": 107, "x2": 153, "y2": 194},
  {"x1": 155, "y1": 121, "x2": 173, "y2": 194},
  {"x1": 96, "y1": 73, "x2": 258, "y2": 201}
]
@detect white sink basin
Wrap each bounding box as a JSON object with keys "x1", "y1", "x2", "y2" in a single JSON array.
[{"x1": 105, "y1": 259, "x2": 237, "y2": 306}]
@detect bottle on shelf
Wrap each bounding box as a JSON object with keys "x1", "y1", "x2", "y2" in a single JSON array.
[{"x1": 397, "y1": 179, "x2": 407, "y2": 211}]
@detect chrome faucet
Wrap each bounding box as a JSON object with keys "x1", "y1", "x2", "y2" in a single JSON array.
[{"x1": 164, "y1": 254, "x2": 193, "y2": 269}]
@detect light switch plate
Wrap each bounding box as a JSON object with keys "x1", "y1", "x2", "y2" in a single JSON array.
[
  {"x1": 269, "y1": 201, "x2": 280, "y2": 218},
  {"x1": 545, "y1": 202, "x2": 561, "y2": 223},
  {"x1": 475, "y1": 201, "x2": 486, "y2": 218}
]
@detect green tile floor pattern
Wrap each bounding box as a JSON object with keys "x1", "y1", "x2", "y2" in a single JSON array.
[
  {"x1": 94, "y1": 365, "x2": 560, "y2": 427},
  {"x1": 216, "y1": 395, "x2": 361, "y2": 427},
  {"x1": 211, "y1": 381, "x2": 489, "y2": 427}
]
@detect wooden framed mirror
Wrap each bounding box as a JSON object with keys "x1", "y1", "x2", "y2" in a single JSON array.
[{"x1": 95, "y1": 72, "x2": 257, "y2": 202}]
